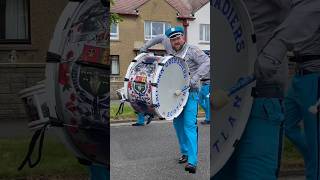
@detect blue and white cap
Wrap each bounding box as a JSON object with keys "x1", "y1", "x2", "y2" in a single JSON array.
[{"x1": 165, "y1": 26, "x2": 184, "y2": 39}]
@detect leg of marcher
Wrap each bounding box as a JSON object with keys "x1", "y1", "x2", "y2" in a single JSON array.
[
  {"x1": 283, "y1": 76, "x2": 311, "y2": 178},
  {"x1": 234, "y1": 98, "x2": 284, "y2": 180},
  {"x1": 298, "y1": 74, "x2": 320, "y2": 180},
  {"x1": 183, "y1": 92, "x2": 199, "y2": 166},
  {"x1": 89, "y1": 164, "x2": 109, "y2": 180},
  {"x1": 173, "y1": 111, "x2": 188, "y2": 157}
]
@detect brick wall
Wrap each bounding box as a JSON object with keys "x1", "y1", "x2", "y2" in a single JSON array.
[{"x1": 0, "y1": 64, "x2": 45, "y2": 121}]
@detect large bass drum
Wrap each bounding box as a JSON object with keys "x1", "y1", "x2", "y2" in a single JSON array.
[
  {"x1": 124, "y1": 53, "x2": 190, "y2": 120},
  {"x1": 211, "y1": 0, "x2": 257, "y2": 176},
  {"x1": 45, "y1": 0, "x2": 108, "y2": 165}
]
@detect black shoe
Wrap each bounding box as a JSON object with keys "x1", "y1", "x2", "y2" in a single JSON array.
[
  {"x1": 132, "y1": 123, "x2": 144, "y2": 126},
  {"x1": 178, "y1": 155, "x2": 188, "y2": 164},
  {"x1": 200, "y1": 121, "x2": 210, "y2": 125},
  {"x1": 185, "y1": 163, "x2": 196, "y2": 174}
]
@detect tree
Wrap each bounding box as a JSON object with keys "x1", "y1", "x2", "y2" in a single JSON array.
[{"x1": 110, "y1": 0, "x2": 122, "y2": 24}]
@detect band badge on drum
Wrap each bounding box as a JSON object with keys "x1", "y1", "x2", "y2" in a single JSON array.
[{"x1": 133, "y1": 74, "x2": 148, "y2": 94}]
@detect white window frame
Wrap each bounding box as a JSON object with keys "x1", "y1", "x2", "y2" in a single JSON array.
[
  {"x1": 110, "y1": 23, "x2": 119, "y2": 40},
  {"x1": 0, "y1": 0, "x2": 30, "y2": 44},
  {"x1": 111, "y1": 55, "x2": 120, "y2": 75},
  {"x1": 199, "y1": 24, "x2": 210, "y2": 43},
  {"x1": 144, "y1": 21, "x2": 171, "y2": 40}
]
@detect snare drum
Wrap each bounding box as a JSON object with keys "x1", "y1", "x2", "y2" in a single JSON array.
[{"x1": 124, "y1": 53, "x2": 190, "y2": 120}]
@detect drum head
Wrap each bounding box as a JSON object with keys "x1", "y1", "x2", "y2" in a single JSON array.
[
  {"x1": 153, "y1": 56, "x2": 190, "y2": 120},
  {"x1": 211, "y1": 0, "x2": 257, "y2": 176},
  {"x1": 46, "y1": 0, "x2": 109, "y2": 165}
]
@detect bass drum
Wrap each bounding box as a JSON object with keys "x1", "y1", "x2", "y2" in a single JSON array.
[
  {"x1": 124, "y1": 53, "x2": 190, "y2": 120},
  {"x1": 45, "y1": 0, "x2": 109, "y2": 165},
  {"x1": 211, "y1": 0, "x2": 257, "y2": 176}
]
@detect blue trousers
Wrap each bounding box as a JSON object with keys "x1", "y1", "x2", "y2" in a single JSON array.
[
  {"x1": 199, "y1": 84, "x2": 211, "y2": 122},
  {"x1": 173, "y1": 91, "x2": 199, "y2": 166},
  {"x1": 284, "y1": 73, "x2": 320, "y2": 180},
  {"x1": 213, "y1": 98, "x2": 284, "y2": 180},
  {"x1": 89, "y1": 164, "x2": 109, "y2": 180},
  {"x1": 136, "y1": 112, "x2": 145, "y2": 124}
]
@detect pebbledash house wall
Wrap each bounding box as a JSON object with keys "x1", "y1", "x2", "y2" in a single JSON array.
[{"x1": 0, "y1": 0, "x2": 68, "y2": 121}]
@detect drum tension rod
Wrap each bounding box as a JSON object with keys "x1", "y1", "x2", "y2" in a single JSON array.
[{"x1": 151, "y1": 83, "x2": 158, "y2": 87}]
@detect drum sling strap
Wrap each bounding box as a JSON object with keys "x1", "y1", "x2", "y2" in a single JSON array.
[
  {"x1": 116, "y1": 102, "x2": 125, "y2": 116},
  {"x1": 17, "y1": 113, "x2": 66, "y2": 170},
  {"x1": 17, "y1": 123, "x2": 49, "y2": 171}
]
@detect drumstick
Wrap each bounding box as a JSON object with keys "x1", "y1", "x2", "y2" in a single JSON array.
[
  {"x1": 212, "y1": 75, "x2": 256, "y2": 110},
  {"x1": 308, "y1": 98, "x2": 320, "y2": 114},
  {"x1": 174, "y1": 86, "x2": 190, "y2": 96}
]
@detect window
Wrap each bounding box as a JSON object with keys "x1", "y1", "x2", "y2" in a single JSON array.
[
  {"x1": 144, "y1": 21, "x2": 171, "y2": 40},
  {"x1": 111, "y1": 55, "x2": 119, "y2": 75},
  {"x1": 0, "y1": 0, "x2": 30, "y2": 43},
  {"x1": 110, "y1": 23, "x2": 119, "y2": 40},
  {"x1": 199, "y1": 24, "x2": 210, "y2": 42}
]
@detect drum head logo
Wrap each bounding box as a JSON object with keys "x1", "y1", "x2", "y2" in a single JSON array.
[{"x1": 133, "y1": 74, "x2": 147, "y2": 94}]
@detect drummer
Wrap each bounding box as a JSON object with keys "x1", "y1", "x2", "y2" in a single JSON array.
[
  {"x1": 140, "y1": 26, "x2": 210, "y2": 173},
  {"x1": 213, "y1": 0, "x2": 320, "y2": 179}
]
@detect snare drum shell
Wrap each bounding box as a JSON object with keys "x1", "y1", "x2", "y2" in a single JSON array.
[
  {"x1": 45, "y1": 0, "x2": 109, "y2": 165},
  {"x1": 125, "y1": 54, "x2": 190, "y2": 120}
]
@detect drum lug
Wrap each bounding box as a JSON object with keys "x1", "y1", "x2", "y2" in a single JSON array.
[
  {"x1": 46, "y1": 51, "x2": 61, "y2": 63},
  {"x1": 151, "y1": 83, "x2": 158, "y2": 87},
  {"x1": 152, "y1": 104, "x2": 159, "y2": 108},
  {"x1": 49, "y1": 116, "x2": 64, "y2": 127},
  {"x1": 233, "y1": 139, "x2": 240, "y2": 148},
  {"x1": 158, "y1": 63, "x2": 165, "y2": 66}
]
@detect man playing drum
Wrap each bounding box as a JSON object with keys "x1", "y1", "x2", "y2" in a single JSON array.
[
  {"x1": 140, "y1": 26, "x2": 210, "y2": 173},
  {"x1": 213, "y1": 0, "x2": 320, "y2": 179}
]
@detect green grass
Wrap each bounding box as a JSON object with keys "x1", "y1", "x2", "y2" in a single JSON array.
[
  {"x1": 281, "y1": 138, "x2": 305, "y2": 169},
  {"x1": 0, "y1": 137, "x2": 87, "y2": 179},
  {"x1": 110, "y1": 103, "x2": 136, "y2": 119}
]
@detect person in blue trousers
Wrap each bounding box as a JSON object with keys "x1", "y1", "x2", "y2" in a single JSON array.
[
  {"x1": 140, "y1": 26, "x2": 210, "y2": 173},
  {"x1": 284, "y1": 29, "x2": 320, "y2": 179},
  {"x1": 199, "y1": 79, "x2": 211, "y2": 125},
  {"x1": 132, "y1": 112, "x2": 145, "y2": 126}
]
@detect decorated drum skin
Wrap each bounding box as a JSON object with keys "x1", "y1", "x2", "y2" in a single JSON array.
[
  {"x1": 124, "y1": 53, "x2": 190, "y2": 120},
  {"x1": 45, "y1": 0, "x2": 109, "y2": 165}
]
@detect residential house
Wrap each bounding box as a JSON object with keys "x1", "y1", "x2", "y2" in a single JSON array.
[
  {"x1": 110, "y1": 0, "x2": 194, "y2": 99},
  {"x1": 186, "y1": 0, "x2": 210, "y2": 52},
  {"x1": 0, "y1": 0, "x2": 68, "y2": 121}
]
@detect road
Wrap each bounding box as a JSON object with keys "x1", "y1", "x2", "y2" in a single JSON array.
[{"x1": 110, "y1": 120, "x2": 210, "y2": 180}]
